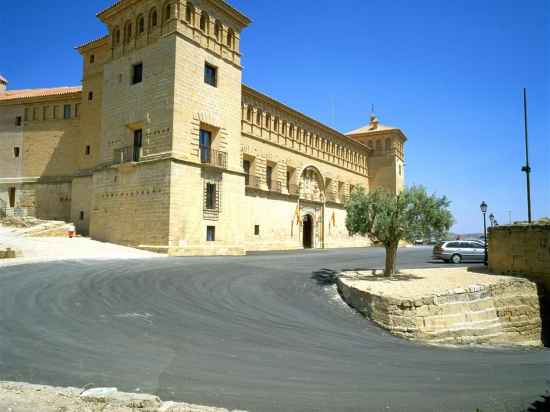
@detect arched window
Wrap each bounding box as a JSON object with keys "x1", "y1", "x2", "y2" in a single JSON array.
[
  {"x1": 226, "y1": 28, "x2": 234, "y2": 48},
  {"x1": 214, "y1": 20, "x2": 222, "y2": 41},
  {"x1": 123, "y1": 21, "x2": 132, "y2": 43},
  {"x1": 274, "y1": 117, "x2": 279, "y2": 132},
  {"x1": 289, "y1": 125, "x2": 294, "y2": 138},
  {"x1": 149, "y1": 8, "x2": 158, "y2": 28},
  {"x1": 265, "y1": 113, "x2": 271, "y2": 128},
  {"x1": 113, "y1": 27, "x2": 121, "y2": 45},
  {"x1": 200, "y1": 11, "x2": 209, "y2": 33},
  {"x1": 246, "y1": 106, "x2": 252, "y2": 122},
  {"x1": 256, "y1": 110, "x2": 262, "y2": 125},
  {"x1": 186, "y1": 2, "x2": 195, "y2": 24},
  {"x1": 137, "y1": 15, "x2": 145, "y2": 34},
  {"x1": 163, "y1": 3, "x2": 172, "y2": 22},
  {"x1": 282, "y1": 122, "x2": 287, "y2": 135}
]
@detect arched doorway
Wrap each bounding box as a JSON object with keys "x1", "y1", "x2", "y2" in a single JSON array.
[{"x1": 303, "y1": 214, "x2": 313, "y2": 249}]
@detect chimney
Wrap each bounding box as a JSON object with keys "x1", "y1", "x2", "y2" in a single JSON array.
[{"x1": 0, "y1": 75, "x2": 7, "y2": 94}]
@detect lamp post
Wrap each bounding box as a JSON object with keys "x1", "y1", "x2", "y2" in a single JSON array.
[
  {"x1": 489, "y1": 213, "x2": 495, "y2": 227},
  {"x1": 480, "y1": 201, "x2": 488, "y2": 266}
]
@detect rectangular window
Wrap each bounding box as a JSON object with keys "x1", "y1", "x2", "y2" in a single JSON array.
[
  {"x1": 90, "y1": 54, "x2": 95, "y2": 64},
  {"x1": 15, "y1": 116, "x2": 22, "y2": 126},
  {"x1": 8, "y1": 187, "x2": 16, "y2": 208},
  {"x1": 254, "y1": 225, "x2": 260, "y2": 236},
  {"x1": 88, "y1": 91, "x2": 93, "y2": 101},
  {"x1": 75, "y1": 103, "x2": 80, "y2": 118},
  {"x1": 266, "y1": 166, "x2": 273, "y2": 190},
  {"x1": 63, "y1": 104, "x2": 71, "y2": 119},
  {"x1": 204, "y1": 63, "x2": 217, "y2": 87},
  {"x1": 133, "y1": 129, "x2": 143, "y2": 162},
  {"x1": 79, "y1": 211, "x2": 85, "y2": 221},
  {"x1": 199, "y1": 129, "x2": 212, "y2": 163},
  {"x1": 42, "y1": 106, "x2": 48, "y2": 120},
  {"x1": 132, "y1": 63, "x2": 143, "y2": 84},
  {"x1": 32, "y1": 108, "x2": 38, "y2": 120},
  {"x1": 206, "y1": 226, "x2": 216, "y2": 242},
  {"x1": 14, "y1": 147, "x2": 20, "y2": 158},
  {"x1": 85, "y1": 145, "x2": 91, "y2": 155},
  {"x1": 53, "y1": 106, "x2": 59, "y2": 119},
  {"x1": 206, "y1": 183, "x2": 217, "y2": 210},
  {"x1": 243, "y1": 160, "x2": 251, "y2": 185}
]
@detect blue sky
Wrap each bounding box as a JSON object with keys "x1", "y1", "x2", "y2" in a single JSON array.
[{"x1": 0, "y1": 0, "x2": 548, "y2": 233}]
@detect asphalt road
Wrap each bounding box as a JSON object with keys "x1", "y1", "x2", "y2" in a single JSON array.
[{"x1": 0, "y1": 247, "x2": 548, "y2": 412}]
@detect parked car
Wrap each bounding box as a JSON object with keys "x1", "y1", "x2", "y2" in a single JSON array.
[{"x1": 432, "y1": 241, "x2": 486, "y2": 264}]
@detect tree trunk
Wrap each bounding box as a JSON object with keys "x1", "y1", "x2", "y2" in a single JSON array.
[{"x1": 384, "y1": 243, "x2": 398, "y2": 276}]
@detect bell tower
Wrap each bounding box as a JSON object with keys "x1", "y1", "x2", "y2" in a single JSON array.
[{"x1": 346, "y1": 114, "x2": 407, "y2": 194}]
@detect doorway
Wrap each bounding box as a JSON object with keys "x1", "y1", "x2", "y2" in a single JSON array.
[{"x1": 303, "y1": 214, "x2": 313, "y2": 249}]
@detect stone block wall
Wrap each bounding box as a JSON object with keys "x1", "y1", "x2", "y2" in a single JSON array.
[
  {"x1": 337, "y1": 274, "x2": 542, "y2": 346},
  {"x1": 489, "y1": 224, "x2": 550, "y2": 290}
]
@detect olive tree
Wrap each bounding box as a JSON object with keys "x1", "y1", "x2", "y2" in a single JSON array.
[{"x1": 345, "y1": 186, "x2": 454, "y2": 276}]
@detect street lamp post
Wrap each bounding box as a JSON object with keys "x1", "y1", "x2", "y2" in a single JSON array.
[{"x1": 480, "y1": 201, "x2": 488, "y2": 266}]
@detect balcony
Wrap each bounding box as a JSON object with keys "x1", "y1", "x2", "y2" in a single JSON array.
[
  {"x1": 245, "y1": 174, "x2": 261, "y2": 189},
  {"x1": 200, "y1": 146, "x2": 228, "y2": 169},
  {"x1": 268, "y1": 180, "x2": 283, "y2": 193},
  {"x1": 113, "y1": 145, "x2": 141, "y2": 165}
]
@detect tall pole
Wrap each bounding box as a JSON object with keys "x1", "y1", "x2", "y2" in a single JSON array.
[
  {"x1": 522, "y1": 88, "x2": 533, "y2": 223},
  {"x1": 483, "y1": 213, "x2": 488, "y2": 266}
]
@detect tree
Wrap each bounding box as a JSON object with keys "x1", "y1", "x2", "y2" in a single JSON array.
[{"x1": 345, "y1": 186, "x2": 454, "y2": 276}]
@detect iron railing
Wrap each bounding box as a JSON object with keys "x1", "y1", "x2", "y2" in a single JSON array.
[
  {"x1": 245, "y1": 175, "x2": 261, "y2": 189},
  {"x1": 113, "y1": 146, "x2": 133, "y2": 165},
  {"x1": 269, "y1": 180, "x2": 283, "y2": 193},
  {"x1": 200, "y1": 146, "x2": 228, "y2": 169}
]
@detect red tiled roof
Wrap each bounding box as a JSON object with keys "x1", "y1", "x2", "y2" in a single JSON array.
[{"x1": 0, "y1": 86, "x2": 82, "y2": 102}]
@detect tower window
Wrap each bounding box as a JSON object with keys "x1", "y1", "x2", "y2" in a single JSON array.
[
  {"x1": 15, "y1": 116, "x2": 22, "y2": 126},
  {"x1": 89, "y1": 54, "x2": 95, "y2": 64},
  {"x1": 214, "y1": 20, "x2": 222, "y2": 41},
  {"x1": 138, "y1": 16, "x2": 145, "y2": 34},
  {"x1": 75, "y1": 104, "x2": 80, "y2": 118},
  {"x1": 85, "y1": 145, "x2": 91, "y2": 155},
  {"x1": 206, "y1": 226, "x2": 216, "y2": 242},
  {"x1": 63, "y1": 104, "x2": 71, "y2": 119},
  {"x1": 200, "y1": 11, "x2": 209, "y2": 33},
  {"x1": 186, "y1": 3, "x2": 195, "y2": 24},
  {"x1": 88, "y1": 91, "x2": 93, "y2": 101},
  {"x1": 226, "y1": 29, "x2": 235, "y2": 48},
  {"x1": 204, "y1": 63, "x2": 217, "y2": 87},
  {"x1": 14, "y1": 147, "x2": 20, "y2": 158},
  {"x1": 206, "y1": 183, "x2": 217, "y2": 210},
  {"x1": 132, "y1": 63, "x2": 143, "y2": 84},
  {"x1": 150, "y1": 8, "x2": 158, "y2": 27},
  {"x1": 254, "y1": 225, "x2": 260, "y2": 236}
]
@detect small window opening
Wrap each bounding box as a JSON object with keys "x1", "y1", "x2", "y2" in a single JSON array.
[
  {"x1": 14, "y1": 147, "x2": 20, "y2": 158},
  {"x1": 90, "y1": 54, "x2": 95, "y2": 64},
  {"x1": 204, "y1": 63, "x2": 217, "y2": 87},
  {"x1": 15, "y1": 116, "x2": 22, "y2": 126},
  {"x1": 254, "y1": 225, "x2": 260, "y2": 236},
  {"x1": 207, "y1": 226, "x2": 216, "y2": 242},
  {"x1": 79, "y1": 211, "x2": 85, "y2": 221},
  {"x1": 132, "y1": 63, "x2": 143, "y2": 84},
  {"x1": 85, "y1": 145, "x2": 91, "y2": 155}
]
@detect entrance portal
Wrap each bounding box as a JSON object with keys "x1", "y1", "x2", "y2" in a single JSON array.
[{"x1": 303, "y1": 214, "x2": 313, "y2": 249}]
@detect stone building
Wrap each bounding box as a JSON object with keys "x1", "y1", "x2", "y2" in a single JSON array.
[{"x1": 0, "y1": 0, "x2": 407, "y2": 255}]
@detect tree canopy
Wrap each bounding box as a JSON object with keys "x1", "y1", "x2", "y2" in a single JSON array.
[{"x1": 346, "y1": 186, "x2": 454, "y2": 275}]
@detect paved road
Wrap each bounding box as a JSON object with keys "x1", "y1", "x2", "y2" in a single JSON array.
[{"x1": 0, "y1": 247, "x2": 548, "y2": 411}]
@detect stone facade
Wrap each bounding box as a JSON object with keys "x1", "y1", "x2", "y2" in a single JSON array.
[{"x1": 0, "y1": 0, "x2": 407, "y2": 255}]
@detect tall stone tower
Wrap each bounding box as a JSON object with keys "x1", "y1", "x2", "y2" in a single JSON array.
[
  {"x1": 346, "y1": 115, "x2": 406, "y2": 194},
  {"x1": 85, "y1": 0, "x2": 251, "y2": 254}
]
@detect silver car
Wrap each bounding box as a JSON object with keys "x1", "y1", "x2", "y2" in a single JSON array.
[{"x1": 432, "y1": 241, "x2": 486, "y2": 264}]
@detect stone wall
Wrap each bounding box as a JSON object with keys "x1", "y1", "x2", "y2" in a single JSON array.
[
  {"x1": 337, "y1": 271, "x2": 542, "y2": 346},
  {"x1": 489, "y1": 224, "x2": 550, "y2": 291}
]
